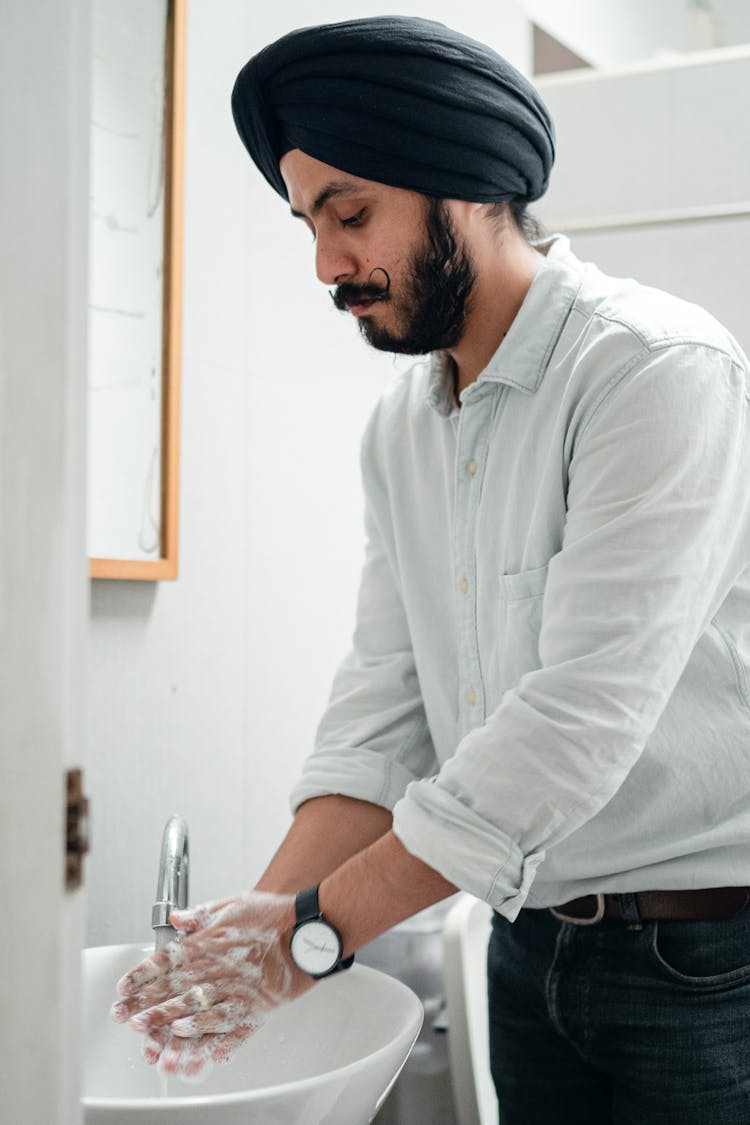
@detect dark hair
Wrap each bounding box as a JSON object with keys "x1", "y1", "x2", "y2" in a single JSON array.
[{"x1": 486, "y1": 198, "x2": 546, "y2": 243}]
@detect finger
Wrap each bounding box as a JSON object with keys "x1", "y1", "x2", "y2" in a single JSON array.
[
  {"x1": 155, "y1": 1032, "x2": 183, "y2": 1077},
  {"x1": 170, "y1": 895, "x2": 235, "y2": 933},
  {"x1": 130, "y1": 983, "x2": 219, "y2": 1032},
  {"x1": 171, "y1": 996, "x2": 261, "y2": 1038},
  {"x1": 142, "y1": 1027, "x2": 168, "y2": 1066},
  {"x1": 208, "y1": 1024, "x2": 257, "y2": 1065},
  {"x1": 113, "y1": 968, "x2": 194, "y2": 1021},
  {"x1": 169, "y1": 905, "x2": 213, "y2": 933},
  {"x1": 112, "y1": 980, "x2": 179, "y2": 1022},
  {"x1": 116, "y1": 941, "x2": 187, "y2": 997},
  {"x1": 111, "y1": 999, "x2": 131, "y2": 1024},
  {"x1": 180, "y1": 1036, "x2": 215, "y2": 1082},
  {"x1": 156, "y1": 1033, "x2": 213, "y2": 1080},
  {"x1": 116, "y1": 957, "x2": 163, "y2": 997}
]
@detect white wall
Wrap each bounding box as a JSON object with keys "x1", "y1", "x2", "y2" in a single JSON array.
[
  {"x1": 525, "y1": 0, "x2": 690, "y2": 67},
  {"x1": 525, "y1": 0, "x2": 750, "y2": 71},
  {"x1": 534, "y1": 47, "x2": 750, "y2": 357},
  {"x1": 86, "y1": 0, "x2": 529, "y2": 945},
  {"x1": 713, "y1": 0, "x2": 750, "y2": 46}
]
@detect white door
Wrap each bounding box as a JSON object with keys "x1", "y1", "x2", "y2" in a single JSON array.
[{"x1": 0, "y1": 2, "x2": 90, "y2": 1122}]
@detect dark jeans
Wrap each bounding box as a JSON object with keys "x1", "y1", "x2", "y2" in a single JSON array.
[{"x1": 487, "y1": 901, "x2": 750, "y2": 1124}]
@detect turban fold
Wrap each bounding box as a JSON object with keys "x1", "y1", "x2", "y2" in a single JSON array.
[{"x1": 231, "y1": 16, "x2": 555, "y2": 205}]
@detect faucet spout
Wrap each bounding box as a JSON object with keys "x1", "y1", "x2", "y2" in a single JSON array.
[{"x1": 152, "y1": 814, "x2": 189, "y2": 950}]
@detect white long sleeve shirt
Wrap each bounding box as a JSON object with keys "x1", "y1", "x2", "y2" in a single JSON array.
[{"x1": 290, "y1": 235, "x2": 750, "y2": 919}]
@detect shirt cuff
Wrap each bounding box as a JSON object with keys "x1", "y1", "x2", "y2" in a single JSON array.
[
  {"x1": 290, "y1": 747, "x2": 420, "y2": 815},
  {"x1": 392, "y1": 779, "x2": 545, "y2": 919}
]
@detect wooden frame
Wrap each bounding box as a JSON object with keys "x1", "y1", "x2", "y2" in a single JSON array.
[{"x1": 90, "y1": 0, "x2": 186, "y2": 580}]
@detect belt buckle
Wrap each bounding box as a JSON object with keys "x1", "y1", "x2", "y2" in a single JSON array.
[{"x1": 550, "y1": 893, "x2": 606, "y2": 926}]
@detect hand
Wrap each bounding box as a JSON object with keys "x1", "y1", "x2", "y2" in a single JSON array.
[{"x1": 110, "y1": 890, "x2": 313, "y2": 1078}]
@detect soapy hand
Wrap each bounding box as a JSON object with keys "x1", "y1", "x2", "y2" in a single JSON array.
[{"x1": 110, "y1": 891, "x2": 313, "y2": 1079}]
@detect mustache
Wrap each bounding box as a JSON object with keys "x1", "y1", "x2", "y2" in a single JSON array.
[{"x1": 330, "y1": 267, "x2": 391, "y2": 311}]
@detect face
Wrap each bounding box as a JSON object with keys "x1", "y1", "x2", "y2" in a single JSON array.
[{"x1": 280, "y1": 149, "x2": 476, "y2": 355}]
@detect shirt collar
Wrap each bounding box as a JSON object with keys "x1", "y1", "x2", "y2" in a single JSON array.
[{"x1": 426, "y1": 234, "x2": 583, "y2": 416}]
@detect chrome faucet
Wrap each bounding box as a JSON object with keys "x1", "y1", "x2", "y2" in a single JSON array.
[{"x1": 152, "y1": 814, "x2": 189, "y2": 950}]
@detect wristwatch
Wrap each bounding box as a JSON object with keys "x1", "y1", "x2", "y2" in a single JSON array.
[{"x1": 289, "y1": 885, "x2": 355, "y2": 979}]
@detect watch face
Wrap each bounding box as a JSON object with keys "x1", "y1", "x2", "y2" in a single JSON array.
[{"x1": 290, "y1": 920, "x2": 341, "y2": 976}]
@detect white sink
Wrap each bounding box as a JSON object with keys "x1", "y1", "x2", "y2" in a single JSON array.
[{"x1": 82, "y1": 943, "x2": 423, "y2": 1125}]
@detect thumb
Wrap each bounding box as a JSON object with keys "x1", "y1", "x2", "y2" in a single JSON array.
[
  {"x1": 169, "y1": 905, "x2": 211, "y2": 932},
  {"x1": 169, "y1": 895, "x2": 234, "y2": 932}
]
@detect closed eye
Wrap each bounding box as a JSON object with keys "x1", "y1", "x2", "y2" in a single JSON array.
[{"x1": 341, "y1": 208, "x2": 367, "y2": 228}]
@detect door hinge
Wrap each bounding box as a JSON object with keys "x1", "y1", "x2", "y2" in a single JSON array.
[{"x1": 66, "y1": 768, "x2": 90, "y2": 892}]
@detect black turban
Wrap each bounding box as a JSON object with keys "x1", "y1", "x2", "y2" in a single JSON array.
[{"x1": 231, "y1": 16, "x2": 555, "y2": 205}]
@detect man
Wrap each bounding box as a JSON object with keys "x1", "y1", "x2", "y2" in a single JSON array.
[{"x1": 112, "y1": 17, "x2": 750, "y2": 1122}]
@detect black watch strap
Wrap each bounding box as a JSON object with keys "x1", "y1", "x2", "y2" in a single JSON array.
[
  {"x1": 294, "y1": 885, "x2": 355, "y2": 972},
  {"x1": 295, "y1": 884, "x2": 323, "y2": 923}
]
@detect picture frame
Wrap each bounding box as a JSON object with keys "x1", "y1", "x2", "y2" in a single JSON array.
[{"x1": 88, "y1": 0, "x2": 185, "y2": 580}]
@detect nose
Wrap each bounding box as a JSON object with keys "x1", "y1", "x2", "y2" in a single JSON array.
[{"x1": 315, "y1": 235, "x2": 357, "y2": 287}]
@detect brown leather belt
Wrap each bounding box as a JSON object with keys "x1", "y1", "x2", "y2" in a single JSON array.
[{"x1": 549, "y1": 887, "x2": 750, "y2": 926}]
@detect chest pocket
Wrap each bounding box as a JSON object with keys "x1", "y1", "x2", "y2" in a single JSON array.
[{"x1": 495, "y1": 564, "x2": 549, "y2": 695}]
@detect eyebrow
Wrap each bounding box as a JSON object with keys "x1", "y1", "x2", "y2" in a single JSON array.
[{"x1": 289, "y1": 181, "x2": 362, "y2": 221}]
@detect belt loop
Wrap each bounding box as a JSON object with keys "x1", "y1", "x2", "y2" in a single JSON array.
[
  {"x1": 549, "y1": 894, "x2": 606, "y2": 926},
  {"x1": 615, "y1": 892, "x2": 643, "y2": 931}
]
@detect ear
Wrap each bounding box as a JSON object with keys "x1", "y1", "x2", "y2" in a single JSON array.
[
  {"x1": 450, "y1": 199, "x2": 484, "y2": 221},
  {"x1": 443, "y1": 199, "x2": 485, "y2": 236}
]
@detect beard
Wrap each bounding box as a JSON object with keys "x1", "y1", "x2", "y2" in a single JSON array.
[{"x1": 330, "y1": 198, "x2": 476, "y2": 355}]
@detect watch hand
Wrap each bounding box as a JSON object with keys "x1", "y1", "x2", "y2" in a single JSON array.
[{"x1": 303, "y1": 936, "x2": 335, "y2": 952}]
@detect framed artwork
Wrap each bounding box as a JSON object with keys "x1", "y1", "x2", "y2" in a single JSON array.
[{"x1": 88, "y1": 0, "x2": 185, "y2": 579}]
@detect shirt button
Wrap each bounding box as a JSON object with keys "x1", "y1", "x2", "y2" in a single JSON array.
[
  {"x1": 467, "y1": 690, "x2": 477, "y2": 706},
  {"x1": 458, "y1": 578, "x2": 469, "y2": 594},
  {"x1": 466, "y1": 459, "x2": 478, "y2": 475}
]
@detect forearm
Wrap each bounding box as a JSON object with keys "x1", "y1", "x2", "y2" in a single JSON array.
[
  {"x1": 319, "y1": 829, "x2": 458, "y2": 956},
  {"x1": 255, "y1": 794, "x2": 393, "y2": 894},
  {"x1": 257, "y1": 795, "x2": 458, "y2": 960}
]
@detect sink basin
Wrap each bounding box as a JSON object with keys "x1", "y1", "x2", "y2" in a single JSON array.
[{"x1": 82, "y1": 943, "x2": 423, "y2": 1124}]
